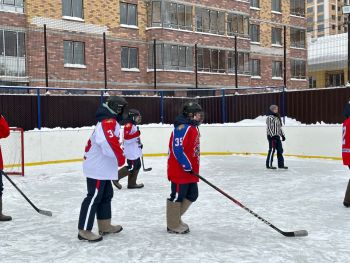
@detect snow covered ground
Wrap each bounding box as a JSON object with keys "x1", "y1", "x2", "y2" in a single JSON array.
[{"x1": 1, "y1": 155, "x2": 350, "y2": 263}]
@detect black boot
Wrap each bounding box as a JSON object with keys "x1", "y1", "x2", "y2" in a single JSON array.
[{"x1": 266, "y1": 166, "x2": 277, "y2": 169}]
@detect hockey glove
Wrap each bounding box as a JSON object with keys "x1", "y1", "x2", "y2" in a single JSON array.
[{"x1": 281, "y1": 135, "x2": 286, "y2": 141}]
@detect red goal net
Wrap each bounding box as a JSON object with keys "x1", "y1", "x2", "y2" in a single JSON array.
[{"x1": 2, "y1": 127, "x2": 24, "y2": 176}]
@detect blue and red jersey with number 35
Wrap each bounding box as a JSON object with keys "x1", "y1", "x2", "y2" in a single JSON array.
[{"x1": 167, "y1": 124, "x2": 200, "y2": 184}]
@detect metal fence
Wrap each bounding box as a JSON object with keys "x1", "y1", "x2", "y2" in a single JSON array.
[{"x1": 0, "y1": 85, "x2": 348, "y2": 131}]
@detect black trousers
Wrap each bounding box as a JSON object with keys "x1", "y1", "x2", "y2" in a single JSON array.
[
  {"x1": 266, "y1": 136, "x2": 284, "y2": 168},
  {"x1": 169, "y1": 182, "x2": 198, "y2": 203},
  {"x1": 126, "y1": 158, "x2": 141, "y2": 172},
  {"x1": 78, "y1": 178, "x2": 113, "y2": 231}
]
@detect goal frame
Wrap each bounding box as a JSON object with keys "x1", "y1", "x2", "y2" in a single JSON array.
[{"x1": 3, "y1": 127, "x2": 25, "y2": 176}]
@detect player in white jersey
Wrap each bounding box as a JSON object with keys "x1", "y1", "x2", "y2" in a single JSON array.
[
  {"x1": 113, "y1": 109, "x2": 144, "y2": 189},
  {"x1": 77, "y1": 96, "x2": 127, "y2": 242}
]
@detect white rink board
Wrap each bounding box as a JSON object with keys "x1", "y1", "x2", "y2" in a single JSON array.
[{"x1": 2, "y1": 125, "x2": 342, "y2": 166}]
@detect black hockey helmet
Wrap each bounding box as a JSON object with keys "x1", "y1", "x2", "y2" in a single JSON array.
[
  {"x1": 183, "y1": 101, "x2": 202, "y2": 117},
  {"x1": 106, "y1": 96, "x2": 128, "y2": 115},
  {"x1": 182, "y1": 101, "x2": 204, "y2": 124},
  {"x1": 128, "y1": 109, "x2": 142, "y2": 124}
]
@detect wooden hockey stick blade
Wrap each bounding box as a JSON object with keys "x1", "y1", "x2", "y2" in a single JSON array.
[{"x1": 143, "y1": 167, "x2": 152, "y2": 172}]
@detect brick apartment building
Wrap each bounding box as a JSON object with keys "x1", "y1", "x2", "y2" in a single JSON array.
[{"x1": 0, "y1": 0, "x2": 307, "y2": 91}]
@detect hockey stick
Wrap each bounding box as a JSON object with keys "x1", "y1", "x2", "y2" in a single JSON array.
[
  {"x1": 141, "y1": 156, "x2": 152, "y2": 172},
  {"x1": 193, "y1": 172, "x2": 308, "y2": 237},
  {"x1": 1, "y1": 170, "x2": 52, "y2": 217}
]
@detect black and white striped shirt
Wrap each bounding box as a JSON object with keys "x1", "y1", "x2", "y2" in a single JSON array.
[{"x1": 266, "y1": 115, "x2": 285, "y2": 137}]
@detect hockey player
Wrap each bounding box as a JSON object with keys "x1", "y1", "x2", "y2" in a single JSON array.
[
  {"x1": 77, "y1": 96, "x2": 127, "y2": 242},
  {"x1": 166, "y1": 101, "x2": 204, "y2": 234},
  {"x1": 266, "y1": 104, "x2": 288, "y2": 169},
  {"x1": 0, "y1": 114, "x2": 11, "y2": 221},
  {"x1": 342, "y1": 101, "x2": 350, "y2": 207},
  {"x1": 112, "y1": 109, "x2": 144, "y2": 189}
]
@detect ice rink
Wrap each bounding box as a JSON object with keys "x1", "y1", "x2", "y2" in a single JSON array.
[{"x1": 1, "y1": 155, "x2": 350, "y2": 263}]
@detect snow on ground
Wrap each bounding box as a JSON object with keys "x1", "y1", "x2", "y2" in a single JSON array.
[{"x1": 1, "y1": 155, "x2": 350, "y2": 263}]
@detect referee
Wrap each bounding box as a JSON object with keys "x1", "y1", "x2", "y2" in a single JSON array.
[{"x1": 266, "y1": 105, "x2": 288, "y2": 169}]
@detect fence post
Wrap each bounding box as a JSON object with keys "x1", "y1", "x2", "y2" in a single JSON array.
[
  {"x1": 281, "y1": 86, "x2": 286, "y2": 124},
  {"x1": 153, "y1": 39, "x2": 157, "y2": 90},
  {"x1": 44, "y1": 24, "x2": 48, "y2": 90},
  {"x1": 221, "y1": 89, "x2": 226, "y2": 123},
  {"x1": 160, "y1": 91, "x2": 164, "y2": 124},
  {"x1": 37, "y1": 89, "x2": 41, "y2": 130},
  {"x1": 283, "y1": 25, "x2": 287, "y2": 124},
  {"x1": 195, "y1": 43, "x2": 198, "y2": 89},
  {"x1": 103, "y1": 32, "x2": 107, "y2": 90},
  {"x1": 234, "y1": 35, "x2": 238, "y2": 89},
  {"x1": 100, "y1": 90, "x2": 105, "y2": 105}
]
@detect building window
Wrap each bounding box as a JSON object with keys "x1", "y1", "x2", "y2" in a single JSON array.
[
  {"x1": 250, "y1": 59, "x2": 260, "y2": 76},
  {"x1": 121, "y1": 47, "x2": 138, "y2": 69},
  {"x1": 63, "y1": 41, "x2": 85, "y2": 65},
  {"x1": 196, "y1": 8, "x2": 225, "y2": 35},
  {"x1": 290, "y1": 0, "x2": 305, "y2": 16},
  {"x1": 250, "y1": 0, "x2": 259, "y2": 8},
  {"x1": 272, "y1": 61, "x2": 282, "y2": 77},
  {"x1": 326, "y1": 72, "x2": 344, "y2": 87},
  {"x1": 197, "y1": 48, "x2": 225, "y2": 73},
  {"x1": 272, "y1": 27, "x2": 282, "y2": 45},
  {"x1": 163, "y1": 2, "x2": 192, "y2": 30},
  {"x1": 0, "y1": 0, "x2": 24, "y2": 12},
  {"x1": 147, "y1": 1, "x2": 192, "y2": 30},
  {"x1": 307, "y1": 7, "x2": 313, "y2": 13},
  {"x1": 290, "y1": 28, "x2": 305, "y2": 48},
  {"x1": 250, "y1": 24, "x2": 260, "y2": 42},
  {"x1": 148, "y1": 1, "x2": 161, "y2": 27},
  {"x1": 148, "y1": 43, "x2": 193, "y2": 71},
  {"x1": 317, "y1": 24, "x2": 324, "y2": 32},
  {"x1": 227, "y1": 13, "x2": 249, "y2": 36},
  {"x1": 120, "y1": 2, "x2": 137, "y2": 26},
  {"x1": 317, "y1": 5, "x2": 324, "y2": 13},
  {"x1": 317, "y1": 14, "x2": 324, "y2": 22},
  {"x1": 308, "y1": 77, "x2": 316, "y2": 88},
  {"x1": 291, "y1": 59, "x2": 306, "y2": 79},
  {"x1": 228, "y1": 51, "x2": 250, "y2": 74},
  {"x1": 0, "y1": 30, "x2": 25, "y2": 77},
  {"x1": 272, "y1": 0, "x2": 281, "y2": 12},
  {"x1": 62, "y1": 0, "x2": 83, "y2": 18}
]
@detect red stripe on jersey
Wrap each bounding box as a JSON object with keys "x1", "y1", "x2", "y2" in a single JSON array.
[
  {"x1": 101, "y1": 119, "x2": 125, "y2": 166},
  {"x1": 124, "y1": 122, "x2": 140, "y2": 140}
]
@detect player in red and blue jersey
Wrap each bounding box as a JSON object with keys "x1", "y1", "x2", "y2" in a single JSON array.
[{"x1": 166, "y1": 101, "x2": 204, "y2": 234}]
